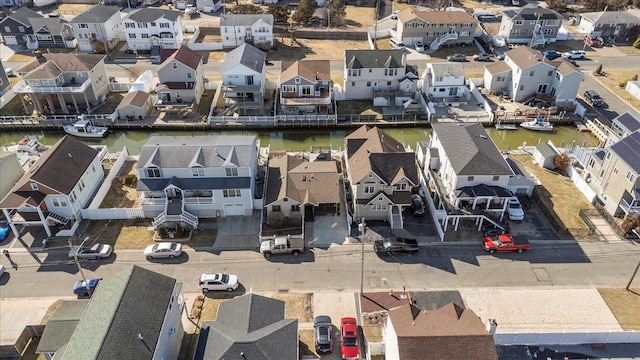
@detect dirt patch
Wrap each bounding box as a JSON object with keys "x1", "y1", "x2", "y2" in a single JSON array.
[
  {"x1": 8, "y1": 53, "x2": 34, "y2": 62},
  {"x1": 79, "y1": 219, "x2": 155, "y2": 249},
  {"x1": 40, "y1": 300, "x2": 63, "y2": 325},
  {"x1": 598, "y1": 288, "x2": 640, "y2": 330},
  {"x1": 100, "y1": 160, "x2": 140, "y2": 208},
  {"x1": 614, "y1": 45, "x2": 640, "y2": 55},
  {"x1": 593, "y1": 69, "x2": 640, "y2": 110},
  {"x1": 269, "y1": 39, "x2": 369, "y2": 61},
  {"x1": 199, "y1": 296, "x2": 225, "y2": 322},
  {"x1": 362, "y1": 324, "x2": 382, "y2": 342},
  {"x1": 299, "y1": 329, "x2": 316, "y2": 356},
  {"x1": 271, "y1": 292, "x2": 314, "y2": 322},
  {"x1": 344, "y1": 6, "x2": 376, "y2": 28}
]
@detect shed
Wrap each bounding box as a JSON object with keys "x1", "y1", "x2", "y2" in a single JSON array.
[
  {"x1": 533, "y1": 142, "x2": 558, "y2": 169},
  {"x1": 626, "y1": 81, "x2": 640, "y2": 101},
  {"x1": 117, "y1": 90, "x2": 152, "y2": 120}
]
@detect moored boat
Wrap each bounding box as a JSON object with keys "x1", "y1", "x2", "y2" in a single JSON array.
[
  {"x1": 63, "y1": 119, "x2": 109, "y2": 139},
  {"x1": 520, "y1": 116, "x2": 554, "y2": 132},
  {"x1": 2, "y1": 138, "x2": 49, "y2": 155}
]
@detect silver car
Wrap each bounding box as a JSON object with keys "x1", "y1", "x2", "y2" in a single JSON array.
[
  {"x1": 447, "y1": 53, "x2": 466, "y2": 62},
  {"x1": 68, "y1": 243, "x2": 113, "y2": 260},
  {"x1": 144, "y1": 242, "x2": 182, "y2": 260}
]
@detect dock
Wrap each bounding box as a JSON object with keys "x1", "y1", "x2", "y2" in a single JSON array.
[{"x1": 574, "y1": 120, "x2": 588, "y2": 132}]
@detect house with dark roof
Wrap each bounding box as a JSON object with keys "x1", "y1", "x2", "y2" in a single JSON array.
[
  {"x1": 579, "y1": 11, "x2": 640, "y2": 42},
  {"x1": 220, "y1": 14, "x2": 274, "y2": 50},
  {"x1": 69, "y1": 5, "x2": 122, "y2": 52},
  {"x1": 0, "y1": 136, "x2": 105, "y2": 240},
  {"x1": 13, "y1": 52, "x2": 109, "y2": 115},
  {"x1": 36, "y1": 266, "x2": 185, "y2": 360},
  {"x1": 0, "y1": 8, "x2": 75, "y2": 49},
  {"x1": 117, "y1": 90, "x2": 153, "y2": 120},
  {"x1": 0, "y1": 8, "x2": 40, "y2": 46},
  {"x1": 606, "y1": 111, "x2": 640, "y2": 146},
  {"x1": 483, "y1": 46, "x2": 583, "y2": 105},
  {"x1": 278, "y1": 60, "x2": 333, "y2": 115},
  {"x1": 136, "y1": 135, "x2": 259, "y2": 228},
  {"x1": 344, "y1": 125, "x2": 418, "y2": 226},
  {"x1": 343, "y1": 49, "x2": 419, "y2": 107},
  {"x1": 221, "y1": 43, "x2": 267, "y2": 115},
  {"x1": 123, "y1": 8, "x2": 183, "y2": 50},
  {"x1": 395, "y1": 8, "x2": 478, "y2": 51},
  {"x1": 584, "y1": 129, "x2": 640, "y2": 217},
  {"x1": 193, "y1": 294, "x2": 298, "y2": 360},
  {"x1": 498, "y1": 7, "x2": 564, "y2": 46},
  {"x1": 384, "y1": 303, "x2": 498, "y2": 360},
  {"x1": 155, "y1": 45, "x2": 204, "y2": 111}
]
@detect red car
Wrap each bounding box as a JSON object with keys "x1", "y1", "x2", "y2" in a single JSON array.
[{"x1": 340, "y1": 317, "x2": 359, "y2": 360}]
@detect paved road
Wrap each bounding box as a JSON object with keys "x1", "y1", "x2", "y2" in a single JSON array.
[{"x1": 2, "y1": 240, "x2": 639, "y2": 298}]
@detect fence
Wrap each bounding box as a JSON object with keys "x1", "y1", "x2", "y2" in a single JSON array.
[
  {"x1": 187, "y1": 27, "x2": 223, "y2": 51},
  {"x1": 274, "y1": 26, "x2": 367, "y2": 40},
  {"x1": 81, "y1": 207, "x2": 146, "y2": 220},
  {"x1": 530, "y1": 185, "x2": 597, "y2": 240},
  {"x1": 88, "y1": 147, "x2": 129, "y2": 209},
  {"x1": 0, "y1": 325, "x2": 44, "y2": 360},
  {"x1": 468, "y1": 79, "x2": 494, "y2": 122},
  {"x1": 494, "y1": 330, "x2": 640, "y2": 345},
  {"x1": 569, "y1": 166, "x2": 597, "y2": 203},
  {"x1": 109, "y1": 82, "x2": 133, "y2": 92}
]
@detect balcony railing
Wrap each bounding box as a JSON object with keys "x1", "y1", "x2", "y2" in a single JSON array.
[
  {"x1": 13, "y1": 78, "x2": 92, "y2": 94},
  {"x1": 184, "y1": 196, "x2": 214, "y2": 204},
  {"x1": 223, "y1": 84, "x2": 262, "y2": 92},
  {"x1": 140, "y1": 195, "x2": 166, "y2": 206},
  {"x1": 619, "y1": 198, "x2": 640, "y2": 215},
  {"x1": 281, "y1": 96, "x2": 332, "y2": 106}
]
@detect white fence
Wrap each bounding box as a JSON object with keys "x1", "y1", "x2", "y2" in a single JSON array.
[
  {"x1": 187, "y1": 27, "x2": 223, "y2": 51},
  {"x1": 494, "y1": 330, "x2": 640, "y2": 345},
  {"x1": 88, "y1": 147, "x2": 129, "y2": 209},
  {"x1": 469, "y1": 79, "x2": 494, "y2": 122},
  {"x1": 568, "y1": 165, "x2": 598, "y2": 203},
  {"x1": 81, "y1": 207, "x2": 146, "y2": 220},
  {"x1": 0, "y1": 87, "x2": 16, "y2": 110},
  {"x1": 109, "y1": 83, "x2": 133, "y2": 93}
]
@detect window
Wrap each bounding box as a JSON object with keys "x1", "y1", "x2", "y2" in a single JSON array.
[
  {"x1": 395, "y1": 183, "x2": 407, "y2": 191},
  {"x1": 348, "y1": 69, "x2": 361, "y2": 77},
  {"x1": 187, "y1": 73, "x2": 192, "y2": 79},
  {"x1": 599, "y1": 170, "x2": 605, "y2": 178},
  {"x1": 172, "y1": 62, "x2": 177, "y2": 69},
  {"x1": 291, "y1": 205, "x2": 300, "y2": 212},
  {"x1": 151, "y1": 22, "x2": 156, "y2": 26},
  {"x1": 283, "y1": 85, "x2": 296, "y2": 92},
  {"x1": 607, "y1": 152, "x2": 612, "y2": 159},
  {"x1": 301, "y1": 86, "x2": 311, "y2": 95},
  {"x1": 141, "y1": 34, "x2": 149, "y2": 39},
  {"x1": 460, "y1": 32, "x2": 470, "y2": 36},
  {"x1": 546, "y1": 20, "x2": 559, "y2": 26},
  {"x1": 78, "y1": 179, "x2": 85, "y2": 191},
  {"x1": 79, "y1": 24, "x2": 88, "y2": 29},
  {"x1": 138, "y1": 23, "x2": 148, "y2": 28},
  {"x1": 31, "y1": 182, "x2": 38, "y2": 191},
  {"x1": 3, "y1": 26, "x2": 9, "y2": 32},
  {"x1": 159, "y1": 23, "x2": 170, "y2": 28},
  {"x1": 295, "y1": 78, "x2": 300, "y2": 83},
  {"x1": 548, "y1": 71, "x2": 553, "y2": 76},
  {"x1": 225, "y1": 168, "x2": 238, "y2": 177},
  {"x1": 223, "y1": 189, "x2": 241, "y2": 197},
  {"x1": 371, "y1": 204, "x2": 388, "y2": 211},
  {"x1": 519, "y1": 85, "x2": 524, "y2": 91},
  {"x1": 192, "y1": 168, "x2": 204, "y2": 177},
  {"x1": 366, "y1": 81, "x2": 371, "y2": 87},
  {"x1": 70, "y1": 192, "x2": 76, "y2": 203},
  {"x1": 351, "y1": 82, "x2": 355, "y2": 86},
  {"x1": 125, "y1": 23, "x2": 135, "y2": 28},
  {"x1": 52, "y1": 197, "x2": 68, "y2": 207},
  {"x1": 18, "y1": 26, "x2": 24, "y2": 32},
  {"x1": 627, "y1": 172, "x2": 635, "y2": 182},
  {"x1": 613, "y1": 167, "x2": 618, "y2": 175},
  {"x1": 128, "y1": 33, "x2": 136, "y2": 39},
  {"x1": 497, "y1": 76, "x2": 505, "y2": 82},
  {"x1": 512, "y1": 29, "x2": 520, "y2": 35},
  {"x1": 588, "y1": 159, "x2": 595, "y2": 168},
  {"x1": 146, "y1": 168, "x2": 161, "y2": 178},
  {"x1": 515, "y1": 20, "x2": 523, "y2": 25},
  {"x1": 364, "y1": 186, "x2": 375, "y2": 194},
  {"x1": 493, "y1": 176, "x2": 500, "y2": 181},
  {"x1": 272, "y1": 205, "x2": 281, "y2": 212},
  {"x1": 467, "y1": 176, "x2": 474, "y2": 181},
  {"x1": 529, "y1": 71, "x2": 535, "y2": 77}
]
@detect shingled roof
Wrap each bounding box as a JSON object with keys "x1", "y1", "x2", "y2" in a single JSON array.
[
  {"x1": 19, "y1": 53, "x2": 105, "y2": 75},
  {"x1": 345, "y1": 50, "x2": 405, "y2": 69},
  {"x1": 3, "y1": 7, "x2": 41, "y2": 26},
  {"x1": 160, "y1": 45, "x2": 202, "y2": 71},
  {"x1": 280, "y1": 60, "x2": 331, "y2": 84},
  {"x1": 221, "y1": 43, "x2": 265, "y2": 74},
  {"x1": 69, "y1": 5, "x2": 120, "y2": 23},
  {"x1": 397, "y1": 8, "x2": 477, "y2": 24},
  {"x1": 126, "y1": 8, "x2": 181, "y2": 22}
]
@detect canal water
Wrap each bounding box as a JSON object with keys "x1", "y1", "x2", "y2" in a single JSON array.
[{"x1": 0, "y1": 126, "x2": 599, "y2": 155}]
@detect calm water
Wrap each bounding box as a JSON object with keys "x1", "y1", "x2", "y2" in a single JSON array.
[{"x1": 0, "y1": 126, "x2": 599, "y2": 155}]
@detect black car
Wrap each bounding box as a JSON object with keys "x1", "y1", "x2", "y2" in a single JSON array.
[
  {"x1": 411, "y1": 194, "x2": 425, "y2": 216},
  {"x1": 314, "y1": 315, "x2": 333, "y2": 354},
  {"x1": 374, "y1": 237, "x2": 419, "y2": 255},
  {"x1": 584, "y1": 90, "x2": 604, "y2": 107}
]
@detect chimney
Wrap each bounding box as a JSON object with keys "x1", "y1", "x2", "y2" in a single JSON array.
[{"x1": 486, "y1": 319, "x2": 498, "y2": 334}]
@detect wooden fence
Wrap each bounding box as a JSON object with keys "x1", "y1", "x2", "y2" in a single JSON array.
[{"x1": 0, "y1": 325, "x2": 44, "y2": 360}]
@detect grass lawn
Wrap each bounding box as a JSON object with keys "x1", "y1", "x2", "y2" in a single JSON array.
[
  {"x1": 429, "y1": 45, "x2": 479, "y2": 61},
  {"x1": 271, "y1": 293, "x2": 314, "y2": 322},
  {"x1": 375, "y1": 39, "x2": 391, "y2": 50},
  {"x1": 511, "y1": 155, "x2": 592, "y2": 229},
  {"x1": 80, "y1": 220, "x2": 155, "y2": 249},
  {"x1": 198, "y1": 90, "x2": 216, "y2": 116},
  {"x1": 199, "y1": 296, "x2": 223, "y2": 322},
  {"x1": 598, "y1": 288, "x2": 640, "y2": 330},
  {"x1": 99, "y1": 161, "x2": 140, "y2": 208},
  {"x1": 593, "y1": 69, "x2": 640, "y2": 110},
  {"x1": 269, "y1": 39, "x2": 369, "y2": 61},
  {"x1": 362, "y1": 324, "x2": 382, "y2": 342},
  {"x1": 337, "y1": 100, "x2": 382, "y2": 116},
  {"x1": 615, "y1": 45, "x2": 640, "y2": 55},
  {"x1": 8, "y1": 53, "x2": 34, "y2": 62},
  {"x1": 94, "y1": 93, "x2": 124, "y2": 115},
  {"x1": 344, "y1": 6, "x2": 376, "y2": 28},
  {"x1": 299, "y1": 329, "x2": 315, "y2": 356}
]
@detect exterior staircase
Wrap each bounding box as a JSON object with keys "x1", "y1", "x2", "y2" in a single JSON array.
[
  {"x1": 390, "y1": 207, "x2": 403, "y2": 229},
  {"x1": 152, "y1": 197, "x2": 199, "y2": 229},
  {"x1": 46, "y1": 212, "x2": 70, "y2": 226},
  {"x1": 529, "y1": 26, "x2": 546, "y2": 48},
  {"x1": 430, "y1": 31, "x2": 458, "y2": 51}
]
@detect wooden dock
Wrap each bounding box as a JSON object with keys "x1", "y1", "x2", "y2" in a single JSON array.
[{"x1": 574, "y1": 120, "x2": 588, "y2": 132}]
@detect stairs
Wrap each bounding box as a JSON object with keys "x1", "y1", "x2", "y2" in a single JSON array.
[
  {"x1": 390, "y1": 207, "x2": 403, "y2": 229},
  {"x1": 152, "y1": 197, "x2": 199, "y2": 229},
  {"x1": 430, "y1": 31, "x2": 458, "y2": 51},
  {"x1": 529, "y1": 27, "x2": 546, "y2": 48},
  {"x1": 47, "y1": 212, "x2": 70, "y2": 226}
]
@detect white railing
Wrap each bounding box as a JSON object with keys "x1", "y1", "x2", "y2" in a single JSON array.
[
  {"x1": 109, "y1": 83, "x2": 133, "y2": 92},
  {"x1": 184, "y1": 197, "x2": 214, "y2": 204},
  {"x1": 13, "y1": 78, "x2": 92, "y2": 94},
  {"x1": 529, "y1": 31, "x2": 546, "y2": 48},
  {"x1": 140, "y1": 195, "x2": 167, "y2": 206},
  {"x1": 281, "y1": 96, "x2": 332, "y2": 106},
  {"x1": 81, "y1": 208, "x2": 146, "y2": 220},
  {"x1": 430, "y1": 31, "x2": 458, "y2": 51},
  {"x1": 152, "y1": 209, "x2": 198, "y2": 228}
]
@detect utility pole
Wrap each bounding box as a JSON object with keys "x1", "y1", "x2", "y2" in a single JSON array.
[
  {"x1": 68, "y1": 238, "x2": 93, "y2": 297},
  {"x1": 359, "y1": 218, "x2": 365, "y2": 295},
  {"x1": 626, "y1": 257, "x2": 640, "y2": 291}
]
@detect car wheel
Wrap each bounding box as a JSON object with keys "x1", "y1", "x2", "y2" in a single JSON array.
[
  {"x1": 264, "y1": 252, "x2": 271, "y2": 258},
  {"x1": 169, "y1": 255, "x2": 175, "y2": 259},
  {"x1": 96, "y1": 256, "x2": 102, "y2": 260},
  {"x1": 146, "y1": 255, "x2": 153, "y2": 260},
  {"x1": 227, "y1": 287, "x2": 234, "y2": 292},
  {"x1": 489, "y1": 249, "x2": 496, "y2": 254},
  {"x1": 202, "y1": 288, "x2": 209, "y2": 293},
  {"x1": 517, "y1": 248, "x2": 523, "y2": 253},
  {"x1": 292, "y1": 250, "x2": 300, "y2": 256}
]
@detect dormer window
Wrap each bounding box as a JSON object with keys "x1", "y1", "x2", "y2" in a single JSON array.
[
  {"x1": 295, "y1": 78, "x2": 300, "y2": 83},
  {"x1": 225, "y1": 168, "x2": 238, "y2": 177},
  {"x1": 192, "y1": 168, "x2": 204, "y2": 177},
  {"x1": 146, "y1": 168, "x2": 161, "y2": 178}
]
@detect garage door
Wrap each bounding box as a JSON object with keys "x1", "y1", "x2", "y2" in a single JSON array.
[
  {"x1": 4, "y1": 36, "x2": 17, "y2": 45},
  {"x1": 224, "y1": 204, "x2": 245, "y2": 216}
]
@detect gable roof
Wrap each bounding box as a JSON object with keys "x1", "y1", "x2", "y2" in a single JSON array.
[
  {"x1": 345, "y1": 50, "x2": 405, "y2": 69},
  {"x1": 221, "y1": 43, "x2": 265, "y2": 74},
  {"x1": 197, "y1": 294, "x2": 298, "y2": 360},
  {"x1": 70, "y1": 5, "x2": 121, "y2": 24},
  {"x1": 610, "y1": 130, "x2": 640, "y2": 173},
  {"x1": 505, "y1": 46, "x2": 553, "y2": 70},
  {"x1": 160, "y1": 45, "x2": 202, "y2": 71},
  {"x1": 36, "y1": 300, "x2": 89, "y2": 354},
  {"x1": 29, "y1": 17, "x2": 69, "y2": 35},
  {"x1": 118, "y1": 90, "x2": 150, "y2": 108},
  {"x1": 535, "y1": 142, "x2": 558, "y2": 158},
  {"x1": 22, "y1": 60, "x2": 63, "y2": 80},
  {"x1": 126, "y1": 8, "x2": 181, "y2": 22},
  {"x1": 503, "y1": 7, "x2": 563, "y2": 20},
  {"x1": 485, "y1": 61, "x2": 511, "y2": 74},
  {"x1": 387, "y1": 303, "x2": 498, "y2": 360},
  {"x1": 429, "y1": 62, "x2": 464, "y2": 77},
  {"x1": 265, "y1": 154, "x2": 340, "y2": 206},
  {"x1": 3, "y1": 7, "x2": 42, "y2": 27},
  {"x1": 59, "y1": 266, "x2": 177, "y2": 360},
  {"x1": 19, "y1": 53, "x2": 104, "y2": 75},
  {"x1": 580, "y1": 11, "x2": 640, "y2": 25},
  {"x1": 220, "y1": 13, "x2": 273, "y2": 26},
  {"x1": 280, "y1": 60, "x2": 331, "y2": 84},
  {"x1": 613, "y1": 112, "x2": 640, "y2": 133},
  {"x1": 397, "y1": 8, "x2": 477, "y2": 24},
  {"x1": 432, "y1": 123, "x2": 514, "y2": 176},
  {"x1": 554, "y1": 60, "x2": 580, "y2": 75}
]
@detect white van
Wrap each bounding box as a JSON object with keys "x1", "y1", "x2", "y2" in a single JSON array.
[{"x1": 389, "y1": 38, "x2": 405, "y2": 49}]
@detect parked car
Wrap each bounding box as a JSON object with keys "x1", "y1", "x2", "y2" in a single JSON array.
[
  {"x1": 144, "y1": 242, "x2": 182, "y2": 260},
  {"x1": 198, "y1": 273, "x2": 239, "y2": 292},
  {"x1": 374, "y1": 237, "x2": 419, "y2": 255},
  {"x1": 411, "y1": 194, "x2": 425, "y2": 216},
  {"x1": 390, "y1": 10, "x2": 399, "y2": 20},
  {"x1": 584, "y1": 34, "x2": 602, "y2": 47},
  {"x1": 389, "y1": 38, "x2": 405, "y2": 48},
  {"x1": 0, "y1": 220, "x2": 10, "y2": 241},
  {"x1": 563, "y1": 50, "x2": 586, "y2": 60},
  {"x1": 542, "y1": 50, "x2": 561, "y2": 60},
  {"x1": 340, "y1": 317, "x2": 359, "y2": 360},
  {"x1": 507, "y1": 197, "x2": 524, "y2": 221},
  {"x1": 447, "y1": 53, "x2": 466, "y2": 62},
  {"x1": 584, "y1": 90, "x2": 604, "y2": 107},
  {"x1": 415, "y1": 40, "x2": 425, "y2": 53},
  {"x1": 68, "y1": 243, "x2": 113, "y2": 260},
  {"x1": 314, "y1": 315, "x2": 334, "y2": 354},
  {"x1": 472, "y1": 53, "x2": 491, "y2": 62},
  {"x1": 73, "y1": 278, "x2": 100, "y2": 296}
]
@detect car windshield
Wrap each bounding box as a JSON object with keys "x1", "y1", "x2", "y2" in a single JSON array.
[
  {"x1": 170, "y1": 243, "x2": 178, "y2": 250},
  {"x1": 343, "y1": 336, "x2": 357, "y2": 346},
  {"x1": 220, "y1": 274, "x2": 229, "y2": 283},
  {"x1": 509, "y1": 202, "x2": 520, "y2": 209}
]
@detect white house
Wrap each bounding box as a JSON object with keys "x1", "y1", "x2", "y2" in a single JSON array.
[
  {"x1": 221, "y1": 43, "x2": 267, "y2": 115},
  {"x1": 220, "y1": 14, "x2": 274, "y2": 50},
  {"x1": 69, "y1": 5, "x2": 122, "y2": 52},
  {"x1": 123, "y1": 8, "x2": 183, "y2": 50},
  {"x1": 196, "y1": 0, "x2": 222, "y2": 13},
  {"x1": 421, "y1": 62, "x2": 470, "y2": 106},
  {"x1": 499, "y1": 7, "x2": 564, "y2": 46},
  {"x1": 156, "y1": 45, "x2": 205, "y2": 109},
  {"x1": 136, "y1": 135, "x2": 259, "y2": 229},
  {"x1": 0, "y1": 136, "x2": 105, "y2": 239}
]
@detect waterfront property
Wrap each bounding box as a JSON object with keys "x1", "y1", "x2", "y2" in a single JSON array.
[
  {"x1": 0, "y1": 136, "x2": 106, "y2": 239},
  {"x1": 155, "y1": 45, "x2": 205, "y2": 112},
  {"x1": 68, "y1": 5, "x2": 122, "y2": 53},
  {"x1": 136, "y1": 135, "x2": 260, "y2": 229},
  {"x1": 344, "y1": 125, "x2": 418, "y2": 227},
  {"x1": 498, "y1": 7, "x2": 563, "y2": 47},
  {"x1": 220, "y1": 43, "x2": 267, "y2": 116},
  {"x1": 122, "y1": 8, "x2": 184, "y2": 50},
  {"x1": 605, "y1": 111, "x2": 640, "y2": 146},
  {"x1": 578, "y1": 11, "x2": 640, "y2": 43},
  {"x1": 219, "y1": 14, "x2": 274, "y2": 50},
  {"x1": 278, "y1": 60, "x2": 333, "y2": 116},
  {"x1": 422, "y1": 63, "x2": 469, "y2": 106},
  {"x1": 116, "y1": 90, "x2": 153, "y2": 120},
  {"x1": 14, "y1": 52, "x2": 110, "y2": 115},
  {"x1": 394, "y1": 8, "x2": 478, "y2": 51}
]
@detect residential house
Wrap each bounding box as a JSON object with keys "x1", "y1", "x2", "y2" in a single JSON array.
[
  {"x1": 395, "y1": 8, "x2": 478, "y2": 51},
  {"x1": 0, "y1": 136, "x2": 105, "y2": 239},
  {"x1": 136, "y1": 135, "x2": 259, "y2": 229},
  {"x1": 579, "y1": 11, "x2": 640, "y2": 42},
  {"x1": 123, "y1": 8, "x2": 183, "y2": 50},
  {"x1": 499, "y1": 7, "x2": 564, "y2": 46},
  {"x1": 626, "y1": 81, "x2": 640, "y2": 102},
  {"x1": 220, "y1": 43, "x2": 267, "y2": 115},
  {"x1": 0, "y1": 8, "x2": 75, "y2": 48},
  {"x1": 265, "y1": 152, "x2": 340, "y2": 224},
  {"x1": 36, "y1": 266, "x2": 185, "y2": 360},
  {"x1": 220, "y1": 14, "x2": 274, "y2": 50},
  {"x1": 584, "y1": 130, "x2": 640, "y2": 216},
  {"x1": 483, "y1": 46, "x2": 583, "y2": 105},
  {"x1": 278, "y1": 60, "x2": 332, "y2": 115},
  {"x1": 69, "y1": 5, "x2": 122, "y2": 52},
  {"x1": 0, "y1": 60, "x2": 10, "y2": 94},
  {"x1": 0, "y1": 8, "x2": 40, "y2": 46},
  {"x1": 421, "y1": 62, "x2": 469, "y2": 106},
  {"x1": 0, "y1": 0, "x2": 30, "y2": 8},
  {"x1": 156, "y1": 45, "x2": 205, "y2": 110},
  {"x1": 194, "y1": 294, "x2": 298, "y2": 360},
  {"x1": 533, "y1": 141, "x2": 558, "y2": 170},
  {"x1": 344, "y1": 125, "x2": 418, "y2": 227},
  {"x1": 606, "y1": 111, "x2": 640, "y2": 146},
  {"x1": 14, "y1": 52, "x2": 110, "y2": 115},
  {"x1": 196, "y1": 0, "x2": 222, "y2": 13},
  {"x1": 343, "y1": 49, "x2": 418, "y2": 105},
  {"x1": 383, "y1": 302, "x2": 498, "y2": 360},
  {"x1": 0, "y1": 151, "x2": 23, "y2": 202},
  {"x1": 117, "y1": 90, "x2": 153, "y2": 120}
]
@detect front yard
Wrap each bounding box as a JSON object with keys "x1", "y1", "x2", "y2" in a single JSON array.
[{"x1": 593, "y1": 69, "x2": 640, "y2": 110}]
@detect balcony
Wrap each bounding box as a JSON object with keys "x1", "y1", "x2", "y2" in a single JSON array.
[
  {"x1": 281, "y1": 95, "x2": 331, "y2": 106},
  {"x1": 13, "y1": 78, "x2": 92, "y2": 94},
  {"x1": 223, "y1": 84, "x2": 262, "y2": 93}
]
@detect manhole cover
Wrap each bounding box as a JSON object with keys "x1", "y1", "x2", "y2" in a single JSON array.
[{"x1": 532, "y1": 267, "x2": 551, "y2": 282}]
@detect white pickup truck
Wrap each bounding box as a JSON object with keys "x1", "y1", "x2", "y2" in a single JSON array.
[{"x1": 260, "y1": 236, "x2": 304, "y2": 258}]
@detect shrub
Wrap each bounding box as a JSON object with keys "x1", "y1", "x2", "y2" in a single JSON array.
[
  {"x1": 593, "y1": 64, "x2": 602, "y2": 75},
  {"x1": 634, "y1": 37, "x2": 640, "y2": 49},
  {"x1": 553, "y1": 153, "x2": 570, "y2": 170},
  {"x1": 158, "y1": 227, "x2": 168, "y2": 238},
  {"x1": 632, "y1": 74, "x2": 639, "y2": 81},
  {"x1": 175, "y1": 223, "x2": 184, "y2": 238},
  {"x1": 621, "y1": 214, "x2": 639, "y2": 234},
  {"x1": 124, "y1": 174, "x2": 137, "y2": 187},
  {"x1": 619, "y1": 80, "x2": 628, "y2": 88}
]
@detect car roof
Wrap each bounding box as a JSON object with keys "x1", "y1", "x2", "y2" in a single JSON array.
[
  {"x1": 157, "y1": 242, "x2": 175, "y2": 250},
  {"x1": 314, "y1": 315, "x2": 332, "y2": 325},
  {"x1": 200, "y1": 273, "x2": 223, "y2": 280}
]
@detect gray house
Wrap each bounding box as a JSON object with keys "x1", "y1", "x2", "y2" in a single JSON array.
[
  {"x1": 579, "y1": 11, "x2": 640, "y2": 42},
  {"x1": 156, "y1": 45, "x2": 204, "y2": 111},
  {"x1": 279, "y1": 60, "x2": 332, "y2": 115},
  {"x1": 69, "y1": 5, "x2": 122, "y2": 52},
  {"x1": 499, "y1": 7, "x2": 564, "y2": 47},
  {"x1": 395, "y1": 8, "x2": 478, "y2": 51},
  {"x1": 221, "y1": 43, "x2": 267, "y2": 115},
  {"x1": 194, "y1": 294, "x2": 298, "y2": 360},
  {"x1": 28, "y1": 17, "x2": 76, "y2": 49},
  {"x1": 533, "y1": 142, "x2": 558, "y2": 170},
  {"x1": 0, "y1": 8, "x2": 40, "y2": 46}
]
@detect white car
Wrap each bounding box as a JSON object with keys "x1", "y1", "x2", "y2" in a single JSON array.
[
  {"x1": 563, "y1": 50, "x2": 586, "y2": 60},
  {"x1": 144, "y1": 242, "x2": 182, "y2": 260},
  {"x1": 68, "y1": 243, "x2": 113, "y2": 260},
  {"x1": 198, "y1": 273, "x2": 239, "y2": 292},
  {"x1": 507, "y1": 198, "x2": 525, "y2": 221},
  {"x1": 415, "y1": 41, "x2": 425, "y2": 53},
  {"x1": 0, "y1": 264, "x2": 5, "y2": 277},
  {"x1": 390, "y1": 10, "x2": 399, "y2": 20}
]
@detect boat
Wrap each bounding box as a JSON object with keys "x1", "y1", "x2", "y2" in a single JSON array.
[
  {"x1": 495, "y1": 120, "x2": 518, "y2": 130},
  {"x1": 520, "y1": 116, "x2": 555, "y2": 132},
  {"x1": 492, "y1": 36, "x2": 507, "y2": 48},
  {"x1": 33, "y1": 0, "x2": 57, "y2": 7},
  {"x1": 3, "y1": 138, "x2": 49, "y2": 155},
  {"x1": 63, "y1": 119, "x2": 109, "y2": 139}
]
